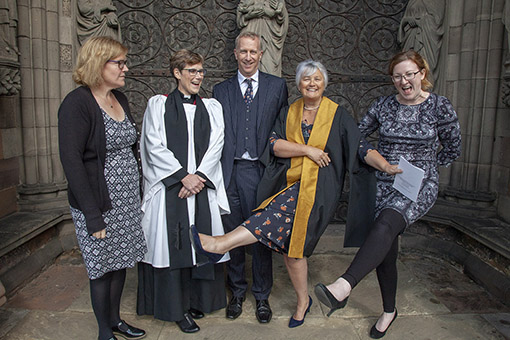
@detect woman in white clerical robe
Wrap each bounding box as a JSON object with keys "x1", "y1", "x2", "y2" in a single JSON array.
[{"x1": 136, "y1": 49, "x2": 230, "y2": 334}]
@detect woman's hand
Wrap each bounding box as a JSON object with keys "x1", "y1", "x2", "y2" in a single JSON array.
[
  {"x1": 92, "y1": 229, "x2": 106, "y2": 239},
  {"x1": 306, "y1": 145, "x2": 331, "y2": 168},
  {"x1": 382, "y1": 163, "x2": 403, "y2": 176},
  {"x1": 365, "y1": 149, "x2": 403, "y2": 175},
  {"x1": 179, "y1": 174, "x2": 206, "y2": 199}
]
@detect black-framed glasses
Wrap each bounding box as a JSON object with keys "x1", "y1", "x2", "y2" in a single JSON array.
[
  {"x1": 182, "y1": 68, "x2": 207, "y2": 76},
  {"x1": 391, "y1": 69, "x2": 422, "y2": 82},
  {"x1": 107, "y1": 59, "x2": 128, "y2": 69}
]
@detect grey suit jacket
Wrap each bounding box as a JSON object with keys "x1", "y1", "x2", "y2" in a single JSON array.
[{"x1": 213, "y1": 71, "x2": 288, "y2": 187}]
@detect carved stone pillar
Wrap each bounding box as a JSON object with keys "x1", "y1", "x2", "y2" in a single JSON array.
[
  {"x1": 438, "y1": 0, "x2": 506, "y2": 218},
  {"x1": 15, "y1": 1, "x2": 72, "y2": 211},
  {"x1": 0, "y1": 0, "x2": 21, "y2": 218}
]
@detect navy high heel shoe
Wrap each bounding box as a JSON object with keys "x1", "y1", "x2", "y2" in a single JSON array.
[
  {"x1": 288, "y1": 296, "x2": 312, "y2": 328},
  {"x1": 189, "y1": 225, "x2": 223, "y2": 263},
  {"x1": 369, "y1": 309, "x2": 398, "y2": 339},
  {"x1": 314, "y1": 283, "x2": 348, "y2": 317}
]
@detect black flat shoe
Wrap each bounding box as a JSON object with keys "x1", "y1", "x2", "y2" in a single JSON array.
[
  {"x1": 370, "y1": 309, "x2": 398, "y2": 339},
  {"x1": 314, "y1": 283, "x2": 348, "y2": 316},
  {"x1": 189, "y1": 224, "x2": 224, "y2": 263},
  {"x1": 255, "y1": 299, "x2": 272, "y2": 323},
  {"x1": 176, "y1": 312, "x2": 200, "y2": 333},
  {"x1": 288, "y1": 296, "x2": 312, "y2": 328},
  {"x1": 112, "y1": 320, "x2": 146, "y2": 339},
  {"x1": 226, "y1": 296, "x2": 244, "y2": 320},
  {"x1": 189, "y1": 308, "x2": 204, "y2": 319}
]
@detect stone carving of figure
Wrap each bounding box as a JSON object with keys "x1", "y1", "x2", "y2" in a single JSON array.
[
  {"x1": 0, "y1": 0, "x2": 20, "y2": 95},
  {"x1": 77, "y1": 0, "x2": 121, "y2": 45},
  {"x1": 500, "y1": 0, "x2": 510, "y2": 106},
  {"x1": 237, "y1": 0, "x2": 288, "y2": 77},
  {"x1": 398, "y1": 0, "x2": 445, "y2": 92},
  {"x1": 502, "y1": 0, "x2": 510, "y2": 74}
]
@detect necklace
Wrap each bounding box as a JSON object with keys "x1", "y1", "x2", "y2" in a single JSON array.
[
  {"x1": 93, "y1": 91, "x2": 114, "y2": 108},
  {"x1": 304, "y1": 104, "x2": 320, "y2": 110}
]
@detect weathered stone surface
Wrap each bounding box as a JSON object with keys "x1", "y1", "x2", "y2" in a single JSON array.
[
  {"x1": 0, "y1": 187, "x2": 17, "y2": 219},
  {"x1": 2, "y1": 248, "x2": 508, "y2": 339}
]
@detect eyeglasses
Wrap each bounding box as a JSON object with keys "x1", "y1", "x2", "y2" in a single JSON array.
[
  {"x1": 107, "y1": 59, "x2": 128, "y2": 69},
  {"x1": 391, "y1": 70, "x2": 422, "y2": 82},
  {"x1": 182, "y1": 68, "x2": 207, "y2": 76}
]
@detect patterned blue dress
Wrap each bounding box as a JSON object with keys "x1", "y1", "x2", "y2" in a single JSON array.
[
  {"x1": 359, "y1": 93, "x2": 461, "y2": 226},
  {"x1": 71, "y1": 109, "x2": 147, "y2": 280}
]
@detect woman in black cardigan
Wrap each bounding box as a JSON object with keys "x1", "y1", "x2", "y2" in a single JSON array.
[{"x1": 58, "y1": 36, "x2": 147, "y2": 340}]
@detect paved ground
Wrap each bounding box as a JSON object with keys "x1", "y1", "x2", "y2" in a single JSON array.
[{"x1": 1, "y1": 225, "x2": 510, "y2": 340}]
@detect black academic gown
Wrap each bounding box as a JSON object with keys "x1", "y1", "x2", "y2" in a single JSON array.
[{"x1": 256, "y1": 101, "x2": 377, "y2": 257}]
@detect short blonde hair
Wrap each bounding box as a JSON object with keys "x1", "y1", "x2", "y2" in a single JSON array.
[{"x1": 73, "y1": 36, "x2": 128, "y2": 88}]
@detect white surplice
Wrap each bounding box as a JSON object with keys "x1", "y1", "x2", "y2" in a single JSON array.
[{"x1": 140, "y1": 95, "x2": 230, "y2": 267}]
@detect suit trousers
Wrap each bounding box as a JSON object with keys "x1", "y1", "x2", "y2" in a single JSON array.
[{"x1": 222, "y1": 159, "x2": 273, "y2": 300}]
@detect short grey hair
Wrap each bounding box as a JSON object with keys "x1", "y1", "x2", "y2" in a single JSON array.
[{"x1": 295, "y1": 60, "x2": 328, "y2": 88}]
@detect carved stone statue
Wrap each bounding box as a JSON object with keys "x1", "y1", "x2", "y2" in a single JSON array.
[
  {"x1": 77, "y1": 0, "x2": 122, "y2": 45},
  {"x1": 501, "y1": 0, "x2": 510, "y2": 106},
  {"x1": 398, "y1": 0, "x2": 445, "y2": 92},
  {"x1": 0, "y1": 0, "x2": 20, "y2": 95},
  {"x1": 237, "y1": 0, "x2": 288, "y2": 77}
]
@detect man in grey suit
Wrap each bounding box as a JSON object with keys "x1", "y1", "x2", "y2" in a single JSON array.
[{"x1": 212, "y1": 32, "x2": 288, "y2": 323}]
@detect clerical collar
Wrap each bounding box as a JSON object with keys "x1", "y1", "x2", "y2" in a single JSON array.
[{"x1": 178, "y1": 91, "x2": 196, "y2": 105}]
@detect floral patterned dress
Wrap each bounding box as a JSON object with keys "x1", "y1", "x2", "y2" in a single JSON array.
[
  {"x1": 241, "y1": 122, "x2": 313, "y2": 253},
  {"x1": 71, "y1": 109, "x2": 147, "y2": 280},
  {"x1": 359, "y1": 93, "x2": 461, "y2": 226}
]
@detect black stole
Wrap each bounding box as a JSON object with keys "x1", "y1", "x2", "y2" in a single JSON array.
[{"x1": 164, "y1": 89, "x2": 214, "y2": 278}]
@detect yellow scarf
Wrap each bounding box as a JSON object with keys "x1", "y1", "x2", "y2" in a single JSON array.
[{"x1": 256, "y1": 97, "x2": 338, "y2": 257}]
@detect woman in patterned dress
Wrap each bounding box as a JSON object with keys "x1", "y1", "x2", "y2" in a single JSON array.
[
  {"x1": 58, "y1": 36, "x2": 147, "y2": 340},
  {"x1": 315, "y1": 50, "x2": 461, "y2": 339},
  {"x1": 191, "y1": 60, "x2": 401, "y2": 328}
]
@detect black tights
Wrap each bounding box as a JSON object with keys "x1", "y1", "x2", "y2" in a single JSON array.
[
  {"x1": 89, "y1": 269, "x2": 126, "y2": 340},
  {"x1": 342, "y1": 209, "x2": 406, "y2": 313}
]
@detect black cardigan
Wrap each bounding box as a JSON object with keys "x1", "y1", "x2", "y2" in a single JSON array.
[{"x1": 58, "y1": 86, "x2": 141, "y2": 234}]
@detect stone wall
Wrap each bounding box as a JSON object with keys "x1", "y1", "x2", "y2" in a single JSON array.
[
  {"x1": 439, "y1": 0, "x2": 510, "y2": 222},
  {"x1": 14, "y1": 0, "x2": 73, "y2": 212}
]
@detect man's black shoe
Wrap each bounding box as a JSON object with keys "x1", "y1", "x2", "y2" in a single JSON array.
[
  {"x1": 189, "y1": 308, "x2": 204, "y2": 319},
  {"x1": 226, "y1": 296, "x2": 244, "y2": 319},
  {"x1": 176, "y1": 313, "x2": 200, "y2": 333},
  {"x1": 255, "y1": 299, "x2": 272, "y2": 323}
]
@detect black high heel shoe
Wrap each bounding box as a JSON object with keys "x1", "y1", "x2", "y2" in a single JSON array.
[
  {"x1": 369, "y1": 309, "x2": 397, "y2": 339},
  {"x1": 189, "y1": 225, "x2": 224, "y2": 263},
  {"x1": 314, "y1": 283, "x2": 348, "y2": 317},
  {"x1": 288, "y1": 296, "x2": 312, "y2": 328}
]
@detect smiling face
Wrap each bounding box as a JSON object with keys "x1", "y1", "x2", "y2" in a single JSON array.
[
  {"x1": 298, "y1": 69, "x2": 325, "y2": 101},
  {"x1": 392, "y1": 59, "x2": 425, "y2": 105},
  {"x1": 174, "y1": 62, "x2": 204, "y2": 96},
  {"x1": 234, "y1": 36, "x2": 263, "y2": 78},
  {"x1": 101, "y1": 54, "x2": 128, "y2": 89}
]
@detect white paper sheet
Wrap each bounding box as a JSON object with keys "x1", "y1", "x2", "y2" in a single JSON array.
[{"x1": 392, "y1": 156, "x2": 425, "y2": 202}]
